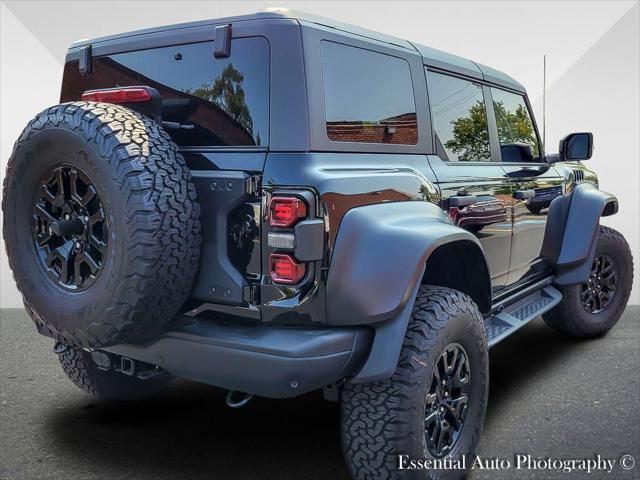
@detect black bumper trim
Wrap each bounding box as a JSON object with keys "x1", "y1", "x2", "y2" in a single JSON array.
[{"x1": 102, "y1": 317, "x2": 372, "y2": 398}]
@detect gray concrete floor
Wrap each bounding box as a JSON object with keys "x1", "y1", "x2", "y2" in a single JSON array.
[{"x1": 1, "y1": 307, "x2": 639, "y2": 480}]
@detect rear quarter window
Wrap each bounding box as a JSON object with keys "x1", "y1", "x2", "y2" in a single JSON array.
[
  {"x1": 61, "y1": 37, "x2": 269, "y2": 148},
  {"x1": 320, "y1": 41, "x2": 417, "y2": 145}
]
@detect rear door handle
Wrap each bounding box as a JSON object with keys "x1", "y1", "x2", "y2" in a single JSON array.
[{"x1": 513, "y1": 189, "x2": 536, "y2": 200}]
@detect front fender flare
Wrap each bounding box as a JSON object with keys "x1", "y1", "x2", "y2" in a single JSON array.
[{"x1": 542, "y1": 182, "x2": 618, "y2": 285}]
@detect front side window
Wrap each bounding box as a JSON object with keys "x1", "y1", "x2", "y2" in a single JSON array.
[
  {"x1": 491, "y1": 88, "x2": 540, "y2": 162},
  {"x1": 320, "y1": 41, "x2": 417, "y2": 145},
  {"x1": 427, "y1": 70, "x2": 491, "y2": 162}
]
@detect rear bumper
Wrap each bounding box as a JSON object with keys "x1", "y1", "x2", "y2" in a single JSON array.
[{"x1": 103, "y1": 317, "x2": 372, "y2": 398}]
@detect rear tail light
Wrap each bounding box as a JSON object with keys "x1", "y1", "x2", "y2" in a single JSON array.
[
  {"x1": 269, "y1": 196, "x2": 307, "y2": 228},
  {"x1": 269, "y1": 254, "x2": 306, "y2": 285},
  {"x1": 82, "y1": 87, "x2": 152, "y2": 103}
]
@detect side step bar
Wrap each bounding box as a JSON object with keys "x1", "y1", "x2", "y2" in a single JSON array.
[{"x1": 484, "y1": 285, "x2": 563, "y2": 347}]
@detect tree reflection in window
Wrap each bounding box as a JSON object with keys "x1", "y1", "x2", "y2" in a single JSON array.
[
  {"x1": 185, "y1": 64, "x2": 254, "y2": 137},
  {"x1": 444, "y1": 101, "x2": 491, "y2": 162},
  {"x1": 76, "y1": 38, "x2": 270, "y2": 147},
  {"x1": 491, "y1": 88, "x2": 539, "y2": 157},
  {"x1": 427, "y1": 70, "x2": 491, "y2": 162}
]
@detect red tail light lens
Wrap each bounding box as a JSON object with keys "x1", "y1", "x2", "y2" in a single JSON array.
[
  {"x1": 269, "y1": 196, "x2": 307, "y2": 228},
  {"x1": 82, "y1": 87, "x2": 152, "y2": 103},
  {"x1": 269, "y1": 254, "x2": 306, "y2": 284}
]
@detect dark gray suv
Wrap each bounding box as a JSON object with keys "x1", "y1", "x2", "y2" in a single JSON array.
[{"x1": 2, "y1": 9, "x2": 633, "y2": 479}]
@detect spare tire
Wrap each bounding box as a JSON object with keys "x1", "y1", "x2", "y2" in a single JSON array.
[{"x1": 2, "y1": 102, "x2": 201, "y2": 347}]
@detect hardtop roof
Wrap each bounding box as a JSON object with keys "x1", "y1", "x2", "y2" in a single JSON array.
[{"x1": 70, "y1": 8, "x2": 525, "y2": 93}]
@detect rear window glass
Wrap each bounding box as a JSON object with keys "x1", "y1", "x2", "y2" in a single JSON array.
[
  {"x1": 320, "y1": 41, "x2": 417, "y2": 145},
  {"x1": 62, "y1": 37, "x2": 269, "y2": 147}
]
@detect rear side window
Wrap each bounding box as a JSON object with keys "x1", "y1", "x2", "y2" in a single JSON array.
[
  {"x1": 62, "y1": 37, "x2": 269, "y2": 147},
  {"x1": 491, "y1": 88, "x2": 540, "y2": 162},
  {"x1": 320, "y1": 41, "x2": 417, "y2": 145},
  {"x1": 427, "y1": 70, "x2": 490, "y2": 162}
]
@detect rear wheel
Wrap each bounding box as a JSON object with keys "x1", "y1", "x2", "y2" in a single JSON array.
[
  {"x1": 543, "y1": 226, "x2": 633, "y2": 337},
  {"x1": 59, "y1": 347, "x2": 170, "y2": 402},
  {"x1": 341, "y1": 286, "x2": 488, "y2": 480}
]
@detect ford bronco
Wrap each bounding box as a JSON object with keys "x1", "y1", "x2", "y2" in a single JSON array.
[{"x1": 2, "y1": 9, "x2": 633, "y2": 480}]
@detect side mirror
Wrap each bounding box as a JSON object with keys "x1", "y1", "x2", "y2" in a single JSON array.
[{"x1": 559, "y1": 132, "x2": 593, "y2": 161}]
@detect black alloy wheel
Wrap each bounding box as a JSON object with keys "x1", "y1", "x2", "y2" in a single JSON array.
[
  {"x1": 32, "y1": 165, "x2": 107, "y2": 291},
  {"x1": 424, "y1": 342, "x2": 471, "y2": 458},
  {"x1": 341, "y1": 286, "x2": 488, "y2": 480},
  {"x1": 581, "y1": 254, "x2": 617, "y2": 314},
  {"x1": 543, "y1": 226, "x2": 632, "y2": 338}
]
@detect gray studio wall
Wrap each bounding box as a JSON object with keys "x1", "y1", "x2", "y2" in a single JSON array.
[{"x1": 1, "y1": 1, "x2": 638, "y2": 307}]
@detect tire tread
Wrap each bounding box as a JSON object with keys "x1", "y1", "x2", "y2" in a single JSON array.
[
  {"x1": 341, "y1": 286, "x2": 487, "y2": 480},
  {"x1": 2, "y1": 102, "x2": 201, "y2": 347}
]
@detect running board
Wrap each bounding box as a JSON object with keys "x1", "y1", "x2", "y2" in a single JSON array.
[{"x1": 484, "y1": 285, "x2": 562, "y2": 347}]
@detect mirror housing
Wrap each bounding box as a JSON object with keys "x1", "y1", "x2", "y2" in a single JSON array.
[
  {"x1": 501, "y1": 143, "x2": 534, "y2": 163},
  {"x1": 559, "y1": 132, "x2": 593, "y2": 161}
]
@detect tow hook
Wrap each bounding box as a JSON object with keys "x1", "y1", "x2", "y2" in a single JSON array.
[
  {"x1": 226, "y1": 390, "x2": 253, "y2": 409},
  {"x1": 53, "y1": 341, "x2": 69, "y2": 355}
]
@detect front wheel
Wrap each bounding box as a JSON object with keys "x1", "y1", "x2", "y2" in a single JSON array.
[
  {"x1": 543, "y1": 226, "x2": 633, "y2": 337},
  {"x1": 341, "y1": 286, "x2": 488, "y2": 480}
]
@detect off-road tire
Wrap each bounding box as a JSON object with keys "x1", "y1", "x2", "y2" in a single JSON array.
[
  {"x1": 543, "y1": 226, "x2": 633, "y2": 337},
  {"x1": 341, "y1": 286, "x2": 489, "y2": 480},
  {"x1": 59, "y1": 347, "x2": 170, "y2": 401},
  {"x1": 2, "y1": 102, "x2": 201, "y2": 347}
]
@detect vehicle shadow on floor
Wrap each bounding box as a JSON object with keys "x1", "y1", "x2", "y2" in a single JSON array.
[
  {"x1": 43, "y1": 319, "x2": 587, "y2": 480},
  {"x1": 486, "y1": 318, "x2": 586, "y2": 420},
  {"x1": 44, "y1": 382, "x2": 349, "y2": 480}
]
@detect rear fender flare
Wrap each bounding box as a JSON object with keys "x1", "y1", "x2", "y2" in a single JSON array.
[{"x1": 325, "y1": 201, "x2": 490, "y2": 382}]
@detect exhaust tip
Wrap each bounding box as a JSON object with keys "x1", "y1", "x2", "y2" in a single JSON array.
[{"x1": 226, "y1": 390, "x2": 253, "y2": 409}]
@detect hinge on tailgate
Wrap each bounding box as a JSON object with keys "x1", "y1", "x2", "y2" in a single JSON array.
[
  {"x1": 79, "y1": 45, "x2": 92, "y2": 75},
  {"x1": 213, "y1": 24, "x2": 232, "y2": 58},
  {"x1": 243, "y1": 285, "x2": 260, "y2": 305},
  {"x1": 244, "y1": 175, "x2": 261, "y2": 197}
]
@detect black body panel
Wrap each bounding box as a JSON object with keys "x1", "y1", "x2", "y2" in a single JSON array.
[
  {"x1": 427, "y1": 156, "x2": 513, "y2": 292},
  {"x1": 260, "y1": 152, "x2": 441, "y2": 326},
  {"x1": 501, "y1": 164, "x2": 563, "y2": 285}
]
